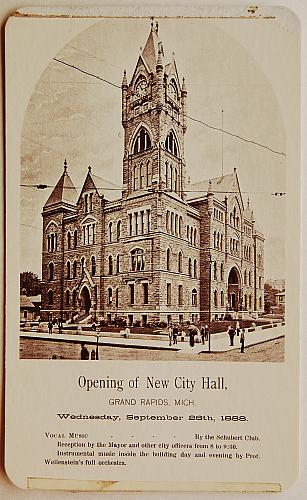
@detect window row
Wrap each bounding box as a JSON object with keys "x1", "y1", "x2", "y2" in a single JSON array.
[
  {"x1": 243, "y1": 244, "x2": 251, "y2": 261},
  {"x1": 108, "y1": 283, "x2": 148, "y2": 306},
  {"x1": 187, "y1": 225, "x2": 197, "y2": 246},
  {"x1": 166, "y1": 211, "x2": 183, "y2": 237},
  {"x1": 128, "y1": 210, "x2": 151, "y2": 236},
  {"x1": 213, "y1": 231, "x2": 223, "y2": 251},
  {"x1": 166, "y1": 249, "x2": 198, "y2": 277},
  {"x1": 167, "y1": 284, "x2": 198, "y2": 306},
  {"x1": 165, "y1": 161, "x2": 180, "y2": 193},
  {"x1": 213, "y1": 262, "x2": 224, "y2": 281},
  {"x1": 243, "y1": 270, "x2": 252, "y2": 286},
  {"x1": 83, "y1": 223, "x2": 96, "y2": 245},
  {"x1": 67, "y1": 230, "x2": 78, "y2": 250},
  {"x1": 47, "y1": 233, "x2": 57, "y2": 253},
  {"x1": 108, "y1": 248, "x2": 144, "y2": 275},
  {"x1": 133, "y1": 128, "x2": 151, "y2": 154},
  {"x1": 229, "y1": 238, "x2": 239, "y2": 255},
  {"x1": 108, "y1": 220, "x2": 122, "y2": 242},
  {"x1": 244, "y1": 225, "x2": 252, "y2": 237},
  {"x1": 214, "y1": 208, "x2": 224, "y2": 222},
  {"x1": 132, "y1": 162, "x2": 152, "y2": 191},
  {"x1": 229, "y1": 206, "x2": 240, "y2": 229},
  {"x1": 84, "y1": 193, "x2": 93, "y2": 214},
  {"x1": 48, "y1": 256, "x2": 97, "y2": 281}
]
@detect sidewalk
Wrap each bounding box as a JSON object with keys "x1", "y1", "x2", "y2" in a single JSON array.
[{"x1": 20, "y1": 323, "x2": 285, "y2": 354}]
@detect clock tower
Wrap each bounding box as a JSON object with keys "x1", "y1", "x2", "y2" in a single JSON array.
[{"x1": 121, "y1": 22, "x2": 187, "y2": 199}]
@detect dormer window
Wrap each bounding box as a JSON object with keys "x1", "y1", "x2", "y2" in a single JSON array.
[{"x1": 133, "y1": 128, "x2": 151, "y2": 154}]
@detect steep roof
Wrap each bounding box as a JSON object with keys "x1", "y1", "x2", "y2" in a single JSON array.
[
  {"x1": 44, "y1": 161, "x2": 77, "y2": 208},
  {"x1": 187, "y1": 172, "x2": 238, "y2": 203},
  {"x1": 20, "y1": 295, "x2": 35, "y2": 309},
  {"x1": 78, "y1": 167, "x2": 121, "y2": 203},
  {"x1": 141, "y1": 24, "x2": 161, "y2": 73}
]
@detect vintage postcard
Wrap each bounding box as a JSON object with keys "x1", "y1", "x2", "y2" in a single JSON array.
[{"x1": 5, "y1": 6, "x2": 300, "y2": 492}]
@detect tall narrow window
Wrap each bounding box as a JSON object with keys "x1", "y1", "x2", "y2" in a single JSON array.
[
  {"x1": 178, "y1": 252, "x2": 183, "y2": 273},
  {"x1": 221, "y1": 290, "x2": 224, "y2": 306},
  {"x1": 48, "y1": 290, "x2": 53, "y2": 305},
  {"x1": 67, "y1": 232, "x2": 71, "y2": 250},
  {"x1": 117, "y1": 220, "x2": 122, "y2": 241},
  {"x1": 220, "y1": 262, "x2": 224, "y2": 281},
  {"x1": 140, "y1": 163, "x2": 144, "y2": 189},
  {"x1": 108, "y1": 255, "x2": 113, "y2": 275},
  {"x1": 129, "y1": 214, "x2": 132, "y2": 236},
  {"x1": 193, "y1": 259, "x2": 197, "y2": 278},
  {"x1": 84, "y1": 194, "x2": 88, "y2": 213},
  {"x1": 192, "y1": 288, "x2": 197, "y2": 306},
  {"x1": 143, "y1": 283, "x2": 149, "y2": 304},
  {"x1": 166, "y1": 211, "x2": 170, "y2": 232},
  {"x1": 146, "y1": 161, "x2": 152, "y2": 186},
  {"x1": 165, "y1": 131, "x2": 179, "y2": 157},
  {"x1": 129, "y1": 284, "x2": 135, "y2": 305},
  {"x1": 108, "y1": 222, "x2": 113, "y2": 243},
  {"x1": 73, "y1": 260, "x2": 77, "y2": 278},
  {"x1": 65, "y1": 290, "x2": 70, "y2": 306},
  {"x1": 166, "y1": 248, "x2": 171, "y2": 271},
  {"x1": 213, "y1": 261, "x2": 217, "y2": 280},
  {"x1": 81, "y1": 257, "x2": 85, "y2": 273},
  {"x1": 74, "y1": 230, "x2": 78, "y2": 248},
  {"x1": 66, "y1": 261, "x2": 71, "y2": 279},
  {"x1": 89, "y1": 193, "x2": 93, "y2": 212},
  {"x1": 214, "y1": 290, "x2": 218, "y2": 307},
  {"x1": 178, "y1": 285, "x2": 183, "y2": 305},
  {"x1": 72, "y1": 289, "x2": 77, "y2": 307},
  {"x1": 133, "y1": 128, "x2": 151, "y2": 154},
  {"x1": 167, "y1": 283, "x2": 172, "y2": 305},
  {"x1": 49, "y1": 262, "x2": 54, "y2": 281},
  {"x1": 131, "y1": 249, "x2": 145, "y2": 271},
  {"x1": 188, "y1": 258, "x2": 192, "y2": 277},
  {"x1": 91, "y1": 256, "x2": 96, "y2": 276},
  {"x1": 107, "y1": 288, "x2": 112, "y2": 305}
]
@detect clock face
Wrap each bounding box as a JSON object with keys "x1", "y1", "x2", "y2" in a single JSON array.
[{"x1": 136, "y1": 79, "x2": 148, "y2": 97}]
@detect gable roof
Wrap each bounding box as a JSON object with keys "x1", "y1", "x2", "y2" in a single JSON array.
[
  {"x1": 78, "y1": 169, "x2": 121, "y2": 203},
  {"x1": 187, "y1": 172, "x2": 239, "y2": 203},
  {"x1": 44, "y1": 164, "x2": 77, "y2": 208},
  {"x1": 141, "y1": 25, "x2": 161, "y2": 73}
]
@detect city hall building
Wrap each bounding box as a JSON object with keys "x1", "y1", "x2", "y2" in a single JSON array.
[{"x1": 41, "y1": 23, "x2": 265, "y2": 326}]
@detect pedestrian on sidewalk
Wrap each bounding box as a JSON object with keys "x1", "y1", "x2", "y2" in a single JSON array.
[
  {"x1": 200, "y1": 326, "x2": 205, "y2": 345},
  {"x1": 80, "y1": 343, "x2": 89, "y2": 360},
  {"x1": 188, "y1": 324, "x2": 197, "y2": 347},
  {"x1": 90, "y1": 349, "x2": 96, "y2": 360},
  {"x1": 236, "y1": 320, "x2": 240, "y2": 336},
  {"x1": 180, "y1": 325, "x2": 185, "y2": 342},
  {"x1": 228, "y1": 325, "x2": 235, "y2": 346},
  {"x1": 48, "y1": 321, "x2": 53, "y2": 335},
  {"x1": 240, "y1": 329, "x2": 245, "y2": 353},
  {"x1": 173, "y1": 325, "x2": 178, "y2": 344},
  {"x1": 204, "y1": 325, "x2": 209, "y2": 341},
  {"x1": 168, "y1": 324, "x2": 173, "y2": 346}
]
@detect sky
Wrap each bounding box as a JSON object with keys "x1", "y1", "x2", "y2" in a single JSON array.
[{"x1": 19, "y1": 17, "x2": 291, "y2": 279}]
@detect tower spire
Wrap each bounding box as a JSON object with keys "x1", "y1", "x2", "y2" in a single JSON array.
[{"x1": 64, "y1": 158, "x2": 67, "y2": 173}]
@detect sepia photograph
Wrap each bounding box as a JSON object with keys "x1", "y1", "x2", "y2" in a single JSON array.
[{"x1": 19, "y1": 16, "x2": 287, "y2": 362}]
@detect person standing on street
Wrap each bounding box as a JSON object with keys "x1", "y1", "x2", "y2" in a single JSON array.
[
  {"x1": 200, "y1": 326, "x2": 205, "y2": 345},
  {"x1": 48, "y1": 321, "x2": 53, "y2": 335},
  {"x1": 168, "y1": 324, "x2": 173, "y2": 346},
  {"x1": 240, "y1": 329, "x2": 245, "y2": 353},
  {"x1": 173, "y1": 324, "x2": 178, "y2": 344},
  {"x1": 228, "y1": 325, "x2": 235, "y2": 346},
  {"x1": 80, "y1": 343, "x2": 89, "y2": 360}
]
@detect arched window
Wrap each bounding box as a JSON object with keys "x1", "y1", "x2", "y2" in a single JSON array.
[
  {"x1": 116, "y1": 254, "x2": 120, "y2": 274},
  {"x1": 244, "y1": 293, "x2": 247, "y2": 309},
  {"x1": 48, "y1": 262, "x2": 54, "y2": 281},
  {"x1": 220, "y1": 234, "x2": 223, "y2": 250},
  {"x1": 259, "y1": 296, "x2": 262, "y2": 309},
  {"x1": 107, "y1": 288, "x2": 113, "y2": 305},
  {"x1": 47, "y1": 290, "x2": 53, "y2": 305},
  {"x1": 221, "y1": 290, "x2": 224, "y2": 307},
  {"x1": 174, "y1": 168, "x2": 178, "y2": 193},
  {"x1": 131, "y1": 248, "x2": 145, "y2": 271},
  {"x1": 244, "y1": 270, "x2": 247, "y2": 285},
  {"x1": 192, "y1": 289, "x2": 197, "y2": 306},
  {"x1": 108, "y1": 255, "x2": 113, "y2": 275},
  {"x1": 67, "y1": 232, "x2": 71, "y2": 250},
  {"x1": 249, "y1": 271, "x2": 251, "y2": 286},
  {"x1": 214, "y1": 290, "x2": 218, "y2": 307},
  {"x1": 171, "y1": 213, "x2": 174, "y2": 234},
  {"x1": 146, "y1": 161, "x2": 152, "y2": 186},
  {"x1": 108, "y1": 222, "x2": 113, "y2": 243},
  {"x1": 72, "y1": 289, "x2": 77, "y2": 307},
  {"x1": 139, "y1": 163, "x2": 144, "y2": 189},
  {"x1": 73, "y1": 260, "x2": 77, "y2": 278},
  {"x1": 166, "y1": 211, "x2": 170, "y2": 232},
  {"x1": 175, "y1": 214, "x2": 178, "y2": 236},
  {"x1": 117, "y1": 220, "x2": 122, "y2": 241},
  {"x1": 166, "y1": 248, "x2": 171, "y2": 271},
  {"x1": 213, "y1": 231, "x2": 216, "y2": 248},
  {"x1": 220, "y1": 262, "x2": 224, "y2": 281},
  {"x1": 187, "y1": 226, "x2": 190, "y2": 242},
  {"x1": 115, "y1": 288, "x2": 119, "y2": 307},
  {"x1": 65, "y1": 290, "x2": 70, "y2": 306},
  {"x1": 165, "y1": 131, "x2": 178, "y2": 157},
  {"x1": 193, "y1": 228, "x2": 197, "y2": 247},
  {"x1": 74, "y1": 230, "x2": 78, "y2": 248},
  {"x1": 91, "y1": 256, "x2": 96, "y2": 276},
  {"x1": 217, "y1": 232, "x2": 220, "y2": 250},
  {"x1": 188, "y1": 258, "x2": 192, "y2": 277},
  {"x1": 213, "y1": 261, "x2": 217, "y2": 280},
  {"x1": 249, "y1": 294, "x2": 252, "y2": 309},
  {"x1": 178, "y1": 252, "x2": 183, "y2": 273},
  {"x1": 66, "y1": 261, "x2": 71, "y2": 279},
  {"x1": 81, "y1": 257, "x2": 85, "y2": 273},
  {"x1": 133, "y1": 127, "x2": 151, "y2": 154},
  {"x1": 179, "y1": 217, "x2": 183, "y2": 238},
  {"x1": 194, "y1": 259, "x2": 197, "y2": 278}
]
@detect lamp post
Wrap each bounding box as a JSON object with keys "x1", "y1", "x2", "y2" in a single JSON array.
[
  {"x1": 95, "y1": 330, "x2": 100, "y2": 360},
  {"x1": 208, "y1": 253, "x2": 212, "y2": 353}
]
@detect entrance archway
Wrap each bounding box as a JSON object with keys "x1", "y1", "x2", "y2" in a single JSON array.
[
  {"x1": 228, "y1": 267, "x2": 241, "y2": 311},
  {"x1": 80, "y1": 286, "x2": 91, "y2": 315}
]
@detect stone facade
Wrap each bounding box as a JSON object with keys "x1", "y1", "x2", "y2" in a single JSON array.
[{"x1": 41, "y1": 24, "x2": 265, "y2": 325}]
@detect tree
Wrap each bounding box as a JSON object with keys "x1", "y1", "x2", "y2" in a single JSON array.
[
  {"x1": 264, "y1": 283, "x2": 278, "y2": 314},
  {"x1": 20, "y1": 271, "x2": 41, "y2": 296}
]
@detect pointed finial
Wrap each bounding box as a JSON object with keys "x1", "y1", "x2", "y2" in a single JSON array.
[
  {"x1": 151, "y1": 17, "x2": 154, "y2": 29},
  {"x1": 234, "y1": 167, "x2": 237, "y2": 173},
  {"x1": 251, "y1": 210, "x2": 255, "y2": 223},
  {"x1": 88, "y1": 165, "x2": 92, "y2": 173},
  {"x1": 172, "y1": 51, "x2": 175, "y2": 59},
  {"x1": 156, "y1": 46, "x2": 163, "y2": 70},
  {"x1": 208, "y1": 179, "x2": 212, "y2": 195},
  {"x1": 64, "y1": 158, "x2": 67, "y2": 173},
  {"x1": 122, "y1": 69, "x2": 128, "y2": 87},
  {"x1": 155, "y1": 21, "x2": 159, "y2": 33},
  {"x1": 247, "y1": 197, "x2": 250, "y2": 207},
  {"x1": 182, "y1": 77, "x2": 186, "y2": 92}
]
